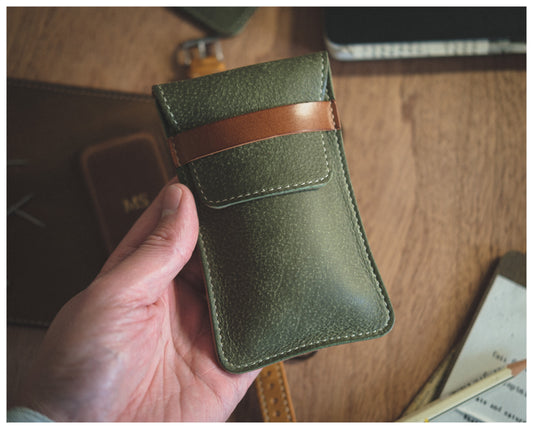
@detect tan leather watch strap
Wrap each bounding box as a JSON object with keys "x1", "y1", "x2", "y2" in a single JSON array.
[
  {"x1": 255, "y1": 362, "x2": 296, "y2": 422},
  {"x1": 168, "y1": 100, "x2": 340, "y2": 166}
]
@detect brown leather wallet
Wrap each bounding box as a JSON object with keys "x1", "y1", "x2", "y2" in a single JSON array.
[{"x1": 7, "y1": 78, "x2": 173, "y2": 327}]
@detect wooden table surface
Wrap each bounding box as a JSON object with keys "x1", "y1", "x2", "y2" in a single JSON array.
[{"x1": 6, "y1": 7, "x2": 526, "y2": 422}]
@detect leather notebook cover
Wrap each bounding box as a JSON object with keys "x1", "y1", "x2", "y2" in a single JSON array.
[
  {"x1": 153, "y1": 52, "x2": 395, "y2": 373},
  {"x1": 7, "y1": 79, "x2": 174, "y2": 326}
]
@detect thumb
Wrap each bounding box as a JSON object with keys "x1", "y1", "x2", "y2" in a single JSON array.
[{"x1": 94, "y1": 183, "x2": 199, "y2": 305}]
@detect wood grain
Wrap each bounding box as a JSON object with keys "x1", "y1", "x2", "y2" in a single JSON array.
[{"x1": 7, "y1": 7, "x2": 526, "y2": 422}]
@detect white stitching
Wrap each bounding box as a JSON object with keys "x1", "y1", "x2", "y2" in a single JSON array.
[
  {"x1": 157, "y1": 86, "x2": 182, "y2": 166},
  {"x1": 330, "y1": 129, "x2": 391, "y2": 318},
  {"x1": 158, "y1": 86, "x2": 181, "y2": 166},
  {"x1": 321, "y1": 52, "x2": 389, "y2": 317},
  {"x1": 191, "y1": 133, "x2": 330, "y2": 205},
  {"x1": 157, "y1": 86, "x2": 179, "y2": 129}
]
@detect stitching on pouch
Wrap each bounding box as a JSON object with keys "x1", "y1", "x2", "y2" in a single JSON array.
[
  {"x1": 331, "y1": 130, "x2": 391, "y2": 317},
  {"x1": 191, "y1": 134, "x2": 330, "y2": 205},
  {"x1": 158, "y1": 86, "x2": 181, "y2": 161},
  {"x1": 157, "y1": 86, "x2": 179, "y2": 129},
  {"x1": 276, "y1": 364, "x2": 292, "y2": 421},
  {"x1": 256, "y1": 372, "x2": 270, "y2": 421},
  {"x1": 323, "y1": 82, "x2": 391, "y2": 326},
  {"x1": 321, "y1": 51, "x2": 388, "y2": 318},
  {"x1": 199, "y1": 54, "x2": 392, "y2": 371}
]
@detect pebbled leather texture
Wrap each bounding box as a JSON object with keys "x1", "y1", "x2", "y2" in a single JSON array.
[{"x1": 153, "y1": 52, "x2": 394, "y2": 373}]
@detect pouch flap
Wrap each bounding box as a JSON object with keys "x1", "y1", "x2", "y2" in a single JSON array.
[
  {"x1": 153, "y1": 52, "x2": 337, "y2": 209},
  {"x1": 188, "y1": 131, "x2": 332, "y2": 208},
  {"x1": 153, "y1": 52, "x2": 333, "y2": 137}
]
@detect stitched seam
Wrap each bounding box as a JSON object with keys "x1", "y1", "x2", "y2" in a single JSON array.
[
  {"x1": 191, "y1": 134, "x2": 330, "y2": 205},
  {"x1": 157, "y1": 86, "x2": 179, "y2": 129},
  {"x1": 321, "y1": 57, "x2": 390, "y2": 318},
  {"x1": 321, "y1": 51, "x2": 389, "y2": 322},
  {"x1": 200, "y1": 55, "x2": 391, "y2": 371},
  {"x1": 158, "y1": 86, "x2": 181, "y2": 165},
  {"x1": 331, "y1": 129, "x2": 391, "y2": 320},
  {"x1": 221, "y1": 329, "x2": 391, "y2": 370},
  {"x1": 276, "y1": 364, "x2": 292, "y2": 421},
  {"x1": 256, "y1": 374, "x2": 270, "y2": 422}
]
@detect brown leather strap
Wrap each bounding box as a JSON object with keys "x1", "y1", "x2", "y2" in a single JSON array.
[
  {"x1": 255, "y1": 362, "x2": 296, "y2": 422},
  {"x1": 168, "y1": 100, "x2": 340, "y2": 166}
]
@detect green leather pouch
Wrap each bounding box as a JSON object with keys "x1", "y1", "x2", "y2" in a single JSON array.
[
  {"x1": 179, "y1": 7, "x2": 256, "y2": 37},
  {"x1": 152, "y1": 52, "x2": 394, "y2": 373}
]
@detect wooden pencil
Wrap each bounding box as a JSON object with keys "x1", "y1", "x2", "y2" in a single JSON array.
[{"x1": 397, "y1": 360, "x2": 526, "y2": 422}]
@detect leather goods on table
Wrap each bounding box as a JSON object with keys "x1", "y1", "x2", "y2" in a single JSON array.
[
  {"x1": 153, "y1": 51, "x2": 395, "y2": 374},
  {"x1": 179, "y1": 7, "x2": 257, "y2": 37},
  {"x1": 7, "y1": 79, "x2": 173, "y2": 326}
]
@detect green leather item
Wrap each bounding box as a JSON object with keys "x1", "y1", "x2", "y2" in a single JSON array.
[
  {"x1": 179, "y1": 7, "x2": 256, "y2": 37},
  {"x1": 152, "y1": 52, "x2": 394, "y2": 373}
]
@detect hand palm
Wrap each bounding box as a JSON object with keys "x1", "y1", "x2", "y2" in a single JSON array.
[{"x1": 111, "y1": 255, "x2": 257, "y2": 422}]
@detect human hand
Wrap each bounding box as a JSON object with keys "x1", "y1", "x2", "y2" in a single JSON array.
[{"x1": 16, "y1": 180, "x2": 260, "y2": 422}]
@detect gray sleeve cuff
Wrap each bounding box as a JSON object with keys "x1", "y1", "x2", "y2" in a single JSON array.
[{"x1": 7, "y1": 407, "x2": 54, "y2": 422}]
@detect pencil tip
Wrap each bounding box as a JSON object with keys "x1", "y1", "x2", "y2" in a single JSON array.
[{"x1": 508, "y1": 359, "x2": 526, "y2": 376}]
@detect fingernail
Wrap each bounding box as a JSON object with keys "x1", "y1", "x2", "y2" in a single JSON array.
[{"x1": 161, "y1": 184, "x2": 182, "y2": 218}]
